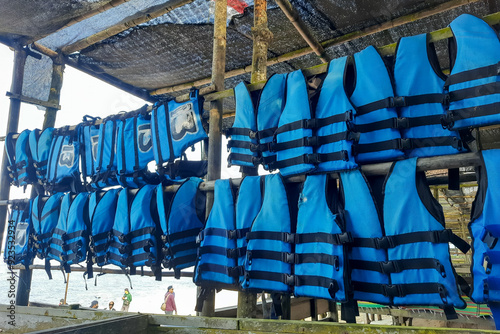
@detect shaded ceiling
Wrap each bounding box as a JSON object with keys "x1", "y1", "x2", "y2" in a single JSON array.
[{"x1": 0, "y1": 0, "x2": 498, "y2": 104}]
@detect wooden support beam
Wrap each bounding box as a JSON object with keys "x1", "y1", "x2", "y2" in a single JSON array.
[
  {"x1": 275, "y1": 0, "x2": 328, "y2": 63},
  {"x1": 199, "y1": 0, "x2": 228, "y2": 318},
  {"x1": 61, "y1": 0, "x2": 196, "y2": 54},
  {"x1": 6, "y1": 92, "x2": 61, "y2": 110},
  {"x1": 0, "y1": 48, "x2": 26, "y2": 262},
  {"x1": 152, "y1": 0, "x2": 483, "y2": 97}
]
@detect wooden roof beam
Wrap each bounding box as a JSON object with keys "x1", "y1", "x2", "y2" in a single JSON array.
[
  {"x1": 60, "y1": 0, "x2": 196, "y2": 55},
  {"x1": 274, "y1": 0, "x2": 329, "y2": 63},
  {"x1": 152, "y1": 0, "x2": 481, "y2": 97}
]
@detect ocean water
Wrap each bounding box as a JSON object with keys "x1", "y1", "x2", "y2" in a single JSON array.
[{"x1": 0, "y1": 260, "x2": 237, "y2": 315}]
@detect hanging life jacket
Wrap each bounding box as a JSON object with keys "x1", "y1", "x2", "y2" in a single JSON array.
[
  {"x1": 29, "y1": 128, "x2": 55, "y2": 185},
  {"x1": 445, "y1": 14, "x2": 500, "y2": 130},
  {"x1": 341, "y1": 159, "x2": 468, "y2": 318},
  {"x1": 468, "y1": 149, "x2": 500, "y2": 329},
  {"x1": 235, "y1": 176, "x2": 264, "y2": 286},
  {"x1": 4, "y1": 200, "x2": 32, "y2": 268},
  {"x1": 31, "y1": 192, "x2": 65, "y2": 278},
  {"x1": 117, "y1": 110, "x2": 157, "y2": 188},
  {"x1": 227, "y1": 81, "x2": 259, "y2": 168},
  {"x1": 271, "y1": 70, "x2": 315, "y2": 176},
  {"x1": 256, "y1": 73, "x2": 287, "y2": 170},
  {"x1": 88, "y1": 188, "x2": 120, "y2": 271},
  {"x1": 314, "y1": 57, "x2": 358, "y2": 173},
  {"x1": 48, "y1": 192, "x2": 90, "y2": 273},
  {"x1": 349, "y1": 46, "x2": 404, "y2": 164},
  {"x1": 244, "y1": 174, "x2": 293, "y2": 293},
  {"x1": 80, "y1": 117, "x2": 100, "y2": 188},
  {"x1": 5, "y1": 129, "x2": 36, "y2": 187},
  {"x1": 295, "y1": 174, "x2": 350, "y2": 301},
  {"x1": 393, "y1": 33, "x2": 463, "y2": 157},
  {"x1": 92, "y1": 116, "x2": 120, "y2": 188},
  {"x1": 128, "y1": 184, "x2": 162, "y2": 279},
  {"x1": 194, "y1": 179, "x2": 238, "y2": 289},
  {"x1": 108, "y1": 188, "x2": 137, "y2": 271},
  {"x1": 151, "y1": 90, "x2": 207, "y2": 174},
  {"x1": 157, "y1": 177, "x2": 206, "y2": 278},
  {"x1": 46, "y1": 126, "x2": 82, "y2": 193}
]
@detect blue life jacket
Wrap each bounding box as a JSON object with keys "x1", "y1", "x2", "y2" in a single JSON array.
[
  {"x1": 108, "y1": 188, "x2": 137, "y2": 270},
  {"x1": 31, "y1": 192, "x2": 65, "y2": 278},
  {"x1": 349, "y1": 46, "x2": 404, "y2": 163},
  {"x1": 445, "y1": 14, "x2": 500, "y2": 130},
  {"x1": 92, "y1": 117, "x2": 119, "y2": 188},
  {"x1": 342, "y1": 159, "x2": 467, "y2": 317},
  {"x1": 235, "y1": 176, "x2": 264, "y2": 286},
  {"x1": 4, "y1": 133, "x2": 17, "y2": 185},
  {"x1": 394, "y1": 33, "x2": 463, "y2": 157},
  {"x1": 194, "y1": 179, "x2": 238, "y2": 289},
  {"x1": 339, "y1": 169, "x2": 391, "y2": 305},
  {"x1": 151, "y1": 90, "x2": 207, "y2": 172},
  {"x1": 6, "y1": 130, "x2": 35, "y2": 187},
  {"x1": 29, "y1": 128, "x2": 55, "y2": 184},
  {"x1": 314, "y1": 57, "x2": 357, "y2": 172},
  {"x1": 4, "y1": 200, "x2": 32, "y2": 267},
  {"x1": 48, "y1": 192, "x2": 90, "y2": 272},
  {"x1": 80, "y1": 122, "x2": 100, "y2": 188},
  {"x1": 128, "y1": 184, "x2": 161, "y2": 278},
  {"x1": 244, "y1": 174, "x2": 293, "y2": 293},
  {"x1": 295, "y1": 174, "x2": 349, "y2": 301},
  {"x1": 88, "y1": 189, "x2": 120, "y2": 268},
  {"x1": 46, "y1": 126, "x2": 82, "y2": 193},
  {"x1": 117, "y1": 112, "x2": 157, "y2": 188},
  {"x1": 468, "y1": 149, "x2": 500, "y2": 328},
  {"x1": 271, "y1": 70, "x2": 315, "y2": 176},
  {"x1": 157, "y1": 178, "x2": 205, "y2": 278},
  {"x1": 256, "y1": 74, "x2": 287, "y2": 170},
  {"x1": 227, "y1": 81, "x2": 259, "y2": 168}
]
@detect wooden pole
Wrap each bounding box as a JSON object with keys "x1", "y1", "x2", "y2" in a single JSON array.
[
  {"x1": 63, "y1": 273, "x2": 70, "y2": 305},
  {"x1": 0, "y1": 47, "x2": 26, "y2": 260},
  {"x1": 199, "y1": 0, "x2": 228, "y2": 317}
]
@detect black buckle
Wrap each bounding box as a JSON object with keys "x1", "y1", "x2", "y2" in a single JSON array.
[
  {"x1": 246, "y1": 251, "x2": 253, "y2": 265},
  {"x1": 283, "y1": 253, "x2": 294, "y2": 264},
  {"x1": 160, "y1": 235, "x2": 168, "y2": 243},
  {"x1": 118, "y1": 234, "x2": 129, "y2": 243},
  {"x1": 389, "y1": 96, "x2": 406, "y2": 108},
  {"x1": 305, "y1": 118, "x2": 317, "y2": 129},
  {"x1": 250, "y1": 143, "x2": 260, "y2": 152},
  {"x1": 380, "y1": 261, "x2": 397, "y2": 274},
  {"x1": 336, "y1": 232, "x2": 353, "y2": 244},
  {"x1": 399, "y1": 138, "x2": 413, "y2": 150},
  {"x1": 305, "y1": 136, "x2": 319, "y2": 147},
  {"x1": 396, "y1": 117, "x2": 409, "y2": 129},
  {"x1": 196, "y1": 231, "x2": 204, "y2": 244},
  {"x1": 162, "y1": 247, "x2": 170, "y2": 256},
  {"x1": 283, "y1": 233, "x2": 295, "y2": 244},
  {"x1": 227, "y1": 230, "x2": 237, "y2": 240},
  {"x1": 305, "y1": 153, "x2": 320, "y2": 164},
  {"x1": 328, "y1": 281, "x2": 339, "y2": 299},
  {"x1": 483, "y1": 230, "x2": 498, "y2": 249},
  {"x1": 284, "y1": 274, "x2": 295, "y2": 286},
  {"x1": 341, "y1": 150, "x2": 349, "y2": 162},
  {"x1": 226, "y1": 248, "x2": 237, "y2": 258},
  {"x1": 383, "y1": 284, "x2": 403, "y2": 297},
  {"x1": 374, "y1": 236, "x2": 394, "y2": 249},
  {"x1": 251, "y1": 156, "x2": 262, "y2": 166},
  {"x1": 249, "y1": 130, "x2": 258, "y2": 140}
]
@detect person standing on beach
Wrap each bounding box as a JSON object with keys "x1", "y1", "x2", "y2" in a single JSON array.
[
  {"x1": 121, "y1": 288, "x2": 132, "y2": 312},
  {"x1": 107, "y1": 301, "x2": 116, "y2": 311},
  {"x1": 164, "y1": 286, "x2": 177, "y2": 315}
]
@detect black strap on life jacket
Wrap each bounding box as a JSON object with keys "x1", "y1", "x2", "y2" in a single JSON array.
[
  {"x1": 350, "y1": 258, "x2": 446, "y2": 276},
  {"x1": 444, "y1": 62, "x2": 500, "y2": 88}
]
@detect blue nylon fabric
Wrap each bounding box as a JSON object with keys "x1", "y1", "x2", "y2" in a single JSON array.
[
  {"x1": 194, "y1": 179, "x2": 237, "y2": 287},
  {"x1": 235, "y1": 176, "x2": 263, "y2": 285},
  {"x1": 448, "y1": 14, "x2": 500, "y2": 129},
  {"x1": 4, "y1": 202, "x2": 32, "y2": 266},
  {"x1": 469, "y1": 149, "x2": 500, "y2": 305},
  {"x1": 129, "y1": 184, "x2": 158, "y2": 267},
  {"x1": 384, "y1": 158, "x2": 465, "y2": 308},
  {"x1": 108, "y1": 188, "x2": 135, "y2": 268},
  {"x1": 89, "y1": 189, "x2": 120, "y2": 266},
  {"x1": 158, "y1": 177, "x2": 205, "y2": 272},
  {"x1": 228, "y1": 81, "x2": 258, "y2": 167},
  {"x1": 93, "y1": 119, "x2": 119, "y2": 188},
  {"x1": 339, "y1": 169, "x2": 390, "y2": 304},
  {"x1": 275, "y1": 70, "x2": 315, "y2": 176},
  {"x1": 31, "y1": 193, "x2": 64, "y2": 259},
  {"x1": 29, "y1": 128, "x2": 55, "y2": 183},
  {"x1": 315, "y1": 57, "x2": 357, "y2": 172},
  {"x1": 350, "y1": 46, "x2": 403, "y2": 163},
  {"x1": 257, "y1": 73, "x2": 287, "y2": 170},
  {"x1": 295, "y1": 174, "x2": 347, "y2": 301},
  {"x1": 80, "y1": 124, "x2": 99, "y2": 182},
  {"x1": 244, "y1": 174, "x2": 292, "y2": 293},
  {"x1": 46, "y1": 128, "x2": 81, "y2": 191},
  {"x1": 14, "y1": 129, "x2": 34, "y2": 186},
  {"x1": 394, "y1": 33, "x2": 462, "y2": 158}
]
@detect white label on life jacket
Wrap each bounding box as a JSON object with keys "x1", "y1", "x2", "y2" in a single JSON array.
[
  {"x1": 170, "y1": 102, "x2": 198, "y2": 141},
  {"x1": 137, "y1": 124, "x2": 152, "y2": 153},
  {"x1": 59, "y1": 145, "x2": 75, "y2": 168},
  {"x1": 15, "y1": 222, "x2": 28, "y2": 248}
]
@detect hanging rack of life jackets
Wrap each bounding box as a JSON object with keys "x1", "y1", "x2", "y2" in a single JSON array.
[{"x1": 4, "y1": 89, "x2": 209, "y2": 195}]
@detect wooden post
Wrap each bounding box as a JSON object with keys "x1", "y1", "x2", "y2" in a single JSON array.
[
  {"x1": 0, "y1": 47, "x2": 26, "y2": 257},
  {"x1": 63, "y1": 273, "x2": 70, "y2": 305},
  {"x1": 199, "y1": 0, "x2": 227, "y2": 317},
  {"x1": 17, "y1": 53, "x2": 65, "y2": 307}
]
